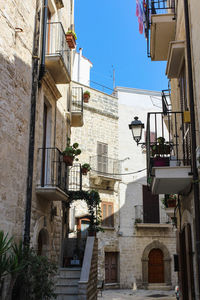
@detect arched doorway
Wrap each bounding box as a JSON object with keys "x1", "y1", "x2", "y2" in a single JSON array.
[
  {"x1": 148, "y1": 249, "x2": 164, "y2": 283},
  {"x1": 142, "y1": 240, "x2": 171, "y2": 288},
  {"x1": 37, "y1": 228, "x2": 49, "y2": 256}
]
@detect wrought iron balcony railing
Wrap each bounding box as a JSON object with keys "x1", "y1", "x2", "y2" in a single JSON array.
[
  {"x1": 37, "y1": 147, "x2": 68, "y2": 192},
  {"x1": 68, "y1": 164, "x2": 82, "y2": 192},
  {"x1": 90, "y1": 155, "x2": 121, "y2": 180},
  {"x1": 146, "y1": 111, "x2": 191, "y2": 182},
  {"x1": 162, "y1": 89, "x2": 171, "y2": 115},
  {"x1": 144, "y1": 0, "x2": 176, "y2": 57},
  {"x1": 37, "y1": 148, "x2": 82, "y2": 195},
  {"x1": 71, "y1": 87, "x2": 83, "y2": 113},
  {"x1": 46, "y1": 22, "x2": 71, "y2": 79}
]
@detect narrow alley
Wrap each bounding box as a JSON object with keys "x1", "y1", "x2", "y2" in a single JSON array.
[{"x1": 98, "y1": 289, "x2": 176, "y2": 300}]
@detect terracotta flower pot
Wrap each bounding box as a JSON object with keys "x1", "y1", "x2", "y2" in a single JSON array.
[
  {"x1": 81, "y1": 168, "x2": 89, "y2": 175},
  {"x1": 167, "y1": 198, "x2": 177, "y2": 208},
  {"x1": 65, "y1": 33, "x2": 76, "y2": 49},
  {"x1": 63, "y1": 155, "x2": 74, "y2": 166},
  {"x1": 83, "y1": 93, "x2": 90, "y2": 103}
]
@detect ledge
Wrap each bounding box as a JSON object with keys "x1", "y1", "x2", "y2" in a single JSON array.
[
  {"x1": 135, "y1": 223, "x2": 172, "y2": 229},
  {"x1": 166, "y1": 40, "x2": 185, "y2": 78}
]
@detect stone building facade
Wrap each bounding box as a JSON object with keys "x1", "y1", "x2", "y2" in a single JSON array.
[
  {"x1": 0, "y1": 0, "x2": 77, "y2": 264},
  {"x1": 141, "y1": 0, "x2": 200, "y2": 298},
  {"x1": 70, "y1": 80, "x2": 121, "y2": 284},
  {"x1": 116, "y1": 87, "x2": 177, "y2": 289}
]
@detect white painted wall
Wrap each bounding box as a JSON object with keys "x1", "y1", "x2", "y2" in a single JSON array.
[
  {"x1": 72, "y1": 48, "x2": 93, "y2": 86},
  {"x1": 116, "y1": 87, "x2": 170, "y2": 231}
]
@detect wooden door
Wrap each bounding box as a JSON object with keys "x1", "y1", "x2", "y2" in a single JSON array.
[
  {"x1": 105, "y1": 252, "x2": 118, "y2": 283},
  {"x1": 143, "y1": 185, "x2": 159, "y2": 223},
  {"x1": 148, "y1": 249, "x2": 164, "y2": 283}
]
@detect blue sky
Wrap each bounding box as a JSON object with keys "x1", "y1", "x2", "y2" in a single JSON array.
[{"x1": 75, "y1": 0, "x2": 168, "y2": 92}]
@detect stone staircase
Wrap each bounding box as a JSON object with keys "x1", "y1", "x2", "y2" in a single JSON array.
[{"x1": 55, "y1": 267, "x2": 81, "y2": 300}]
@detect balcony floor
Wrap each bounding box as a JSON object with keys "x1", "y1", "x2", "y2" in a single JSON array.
[
  {"x1": 45, "y1": 54, "x2": 70, "y2": 84},
  {"x1": 150, "y1": 13, "x2": 175, "y2": 61},
  {"x1": 151, "y1": 166, "x2": 192, "y2": 194},
  {"x1": 36, "y1": 186, "x2": 69, "y2": 201}
]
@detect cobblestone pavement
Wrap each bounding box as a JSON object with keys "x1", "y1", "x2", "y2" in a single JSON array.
[{"x1": 98, "y1": 289, "x2": 176, "y2": 300}]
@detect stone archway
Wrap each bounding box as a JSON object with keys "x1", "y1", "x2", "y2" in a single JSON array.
[
  {"x1": 32, "y1": 216, "x2": 51, "y2": 258},
  {"x1": 141, "y1": 240, "x2": 171, "y2": 288},
  {"x1": 37, "y1": 228, "x2": 49, "y2": 256}
]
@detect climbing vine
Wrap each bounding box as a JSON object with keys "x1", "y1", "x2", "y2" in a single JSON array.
[{"x1": 67, "y1": 190, "x2": 103, "y2": 232}]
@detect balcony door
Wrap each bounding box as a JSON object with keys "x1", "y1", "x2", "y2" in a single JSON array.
[
  {"x1": 97, "y1": 142, "x2": 108, "y2": 173},
  {"x1": 143, "y1": 185, "x2": 159, "y2": 223},
  {"x1": 41, "y1": 101, "x2": 52, "y2": 186}
]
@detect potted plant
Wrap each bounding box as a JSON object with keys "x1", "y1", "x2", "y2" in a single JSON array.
[
  {"x1": 83, "y1": 91, "x2": 90, "y2": 103},
  {"x1": 63, "y1": 139, "x2": 81, "y2": 166},
  {"x1": 81, "y1": 163, "x2": 91, "y2": 175},
  {"x1": 65, "y1": 30, "x2": 77, "y2": 49},
  {"x1": 151, "y1": 137, "x2": 171, "y2": 157},
  {"x1": 151, "y1": 137, "x2": 171, "y2": 167},
  {"x1": 166, "y1": 194, "x2": 177, "y2": 207}
]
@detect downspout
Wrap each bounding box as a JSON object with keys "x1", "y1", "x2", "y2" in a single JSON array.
[
  {"x1": 183, "y1": 0, "x2": 200, "y2": 296},
  {"x1": 39, "y1": 0, "x2": 48, "y2": 81},
  {"x1": 24, "y1": 0, "x2": 48, "y2": 246}
]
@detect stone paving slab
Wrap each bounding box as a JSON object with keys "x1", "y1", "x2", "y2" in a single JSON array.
[{"x1": 98, "y1": 289, "x2": 176, "y2": 300}]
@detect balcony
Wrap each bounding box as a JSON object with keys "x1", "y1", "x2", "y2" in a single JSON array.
[
  {"x1": 145, "y1": 0, "x2": 176, "y2": 60},
  {"x1": 36, "y1": 147, "x2": 69, "y2": 201},
  {"x1": 36, "y1": 148, "x2": 82, "y2": 201},
  {"x1": 71, "y1": 87, "x2": 84, "y2": 127},
  {"x1": 45, "y1": 22, "x2": 71, "y2": 84},
  {"x1": 134, "y1": 205, "x2": 171, "y2": 229},
  {"x1": 89, "y1": 155, "x2": 121, "y2": 189},
  {"x1": 166, "y1": 41, "x2": 185, "y2": 79},
  {"x1": 68, "y1": 164, "x2": 82, "y2": 192},
  {"x1": 146, "y1": 112, "x2": 192, "y2": 195},
  {"x1": 162, "y1": 89, "x2": 171, "y2": 115}
]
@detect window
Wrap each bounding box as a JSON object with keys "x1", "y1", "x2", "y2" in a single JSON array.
[
  {"x1": 102, "y1": 202, "x2": 114, "y2": 227},
  {"x1": 97, "y1": 142, "x2": 108, "y2": 173}
]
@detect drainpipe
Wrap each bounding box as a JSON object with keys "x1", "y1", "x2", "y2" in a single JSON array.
[
  {"x1": 24, "y1": 0, "x2": 48, "y2": 246},
  {"x1": 39, "y1": 0, "x2": 48, "y2": 80},
  {"x1": 23, "y1": 1, "x2": 42, "y2": 246},
  {"x1": 183, "y1": 0, "x2": 200, "y2": 296}
]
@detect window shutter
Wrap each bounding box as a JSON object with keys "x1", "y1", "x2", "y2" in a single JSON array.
[
  {"x1": 101, "y1": 202, "x2": 114, "y2": 227},
  {"x1": 108, "y1": 204, "x2": 114, "y2": 227},
  {"x1": 97, "y1": 142, "x2": 108, "y2": 173}
]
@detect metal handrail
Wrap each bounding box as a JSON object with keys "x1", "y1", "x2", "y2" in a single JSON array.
[
  {"x1": 146, "y1": 111, "x2": 191, "y2": 184},
  {"x1": 37, "y1": 148, "x2": 82, "y2": 193},
  {"x1": 162, "y1": 89, "x2": 171, "y2": 115},
  {"x1": 145, "y1": 0, "x2": 176, "y2": 57},
  {"x1": 90, "y1": 155, "x2": 121, "y2": 179},
  {"x1": 46, "y1": 22, "x2": 71, "y2": 74},
  {"x1": 71, "y1": 87, "x2": 83, "y2": 113}
]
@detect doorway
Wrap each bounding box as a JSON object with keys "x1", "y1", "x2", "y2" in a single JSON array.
[
  {"x1": 148, "y1": 248, "x2": 164, "y2": 283},
  {"x1": 37, "y1": 228, "x2": 49, "y2": 257},
  {"x1": 105, "y1": 252, "x2": 118, "y2": 283}
]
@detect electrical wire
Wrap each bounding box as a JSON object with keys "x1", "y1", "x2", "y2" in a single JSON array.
[{"x1": 91, "y1": 168, "x2": 146, "y2": 176}]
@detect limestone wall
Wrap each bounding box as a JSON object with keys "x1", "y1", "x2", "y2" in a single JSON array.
[{"x1": 0, "y1": 0, "x2": 74, "y2": 264}]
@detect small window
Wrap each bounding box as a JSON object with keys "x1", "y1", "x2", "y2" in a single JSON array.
[{"x1": 102, "y1": 202, "x2": 114, "y2": 227}]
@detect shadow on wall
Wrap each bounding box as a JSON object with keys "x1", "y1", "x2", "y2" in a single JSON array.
[{"x1": 0, "y1": 53, "x2": 32, "y2": 239}]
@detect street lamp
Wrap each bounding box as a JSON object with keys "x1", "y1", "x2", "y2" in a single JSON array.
[{"x1": 129, "y1": 116, "x2": 144, "y2": 145}]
